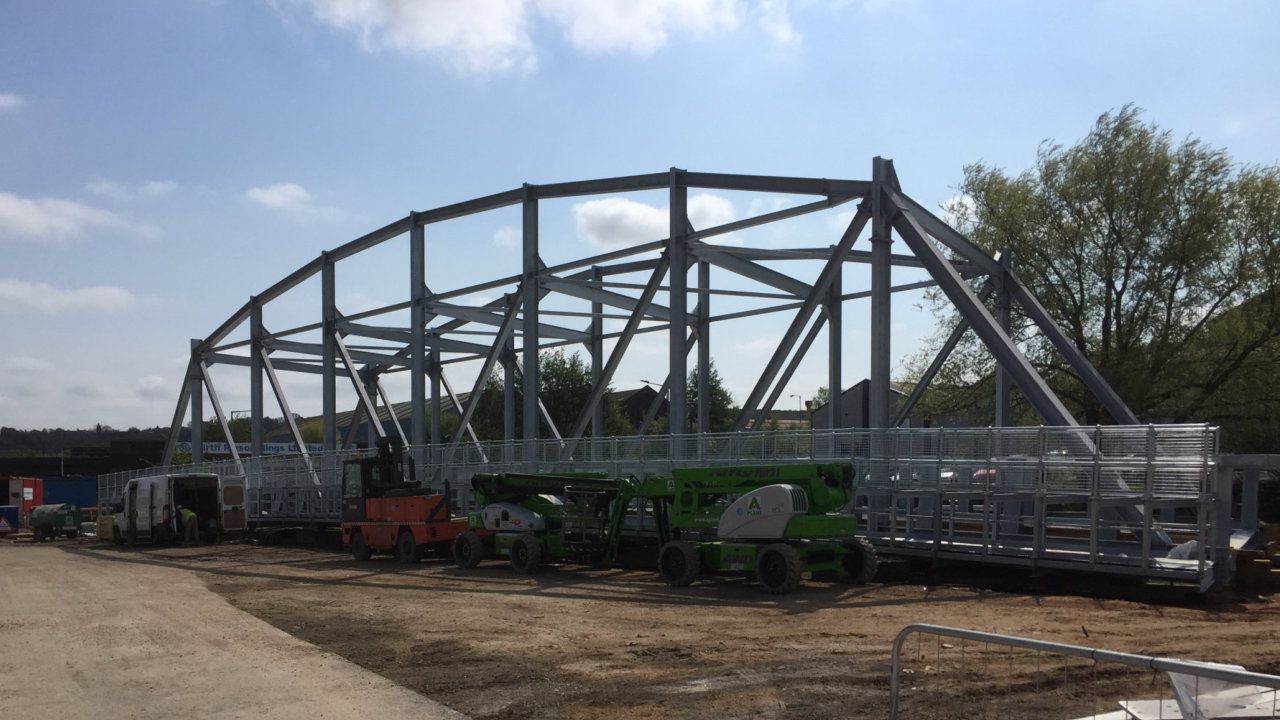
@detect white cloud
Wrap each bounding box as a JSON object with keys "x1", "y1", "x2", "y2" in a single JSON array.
[
  {"x1": 285, "y1": 0, "x2": 536, "y2": 76},
  {"x1": 539, "y1": 0, "x2": 739, "y2": 55},
  {"x1": 573, "y1": 197, "x2": 668, "y2": 250},
  {"x1": 0, "y1": 191, "x2": 160, "y2": 241},
  {"x1": 0, "y1": 93, "x2": 24, "y2": 112},
  {"x1": 941, "y1": 193, "x2": 976, "y2": 229},
  {"x1": 573, "y1": 193, "x2": 738, "y2": 250},
  {"x1": 1, "y1": 356, "x2": 52, "y2": 374},
  {"x1": 86, "y1": 178, "x2": 178, "y2": 201},
  {"x1": 756, "y1": 0, "x2": 798, "y2": 44},
  {"x1": 246, "y1": 182, "x2": 338, "y2": 219},
  {"x1": 0, "y1": 278, "x2": 136, "y2": 315},
  {"x1": 493, "y1": 225, "x2": 521, "y2": 248},
  {"x1": 136, "y1": 375, "x2": 171, "y2": 401},
  {"x1": 689, "y1": 192, "x2": 739, "y2": 244},
  {"x1": 281, "y1": 0, "x2": 793, "y2": 76}
]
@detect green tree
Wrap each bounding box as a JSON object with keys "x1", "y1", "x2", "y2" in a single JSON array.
[
  {"x1": 452, "y1": 349, "x2": 631, "y2": 441},
  {"x1": 911, "y1": 106, "x2": 1280, "y2": 432},
  {"x1": 682, "y1": 360, "x2": 737, "y2": 433},
  {"x1": 810, "y1": 385, "x2": 831, "y2": 411}
]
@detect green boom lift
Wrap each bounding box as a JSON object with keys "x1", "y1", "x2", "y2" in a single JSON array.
[
  {"x1": 453, "y1": 472, "x2": 666, "y2": 573},
  {"x1": 649, "y1": 463, "x2": 878, "y2": 594}
]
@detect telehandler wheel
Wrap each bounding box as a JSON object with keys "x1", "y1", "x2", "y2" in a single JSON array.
[
  {"x1": 658, "y1": 540, "x2": 700, "y2": 587},
  {"x1": 840, "y1": 538, "x2": 878, "y2": 585},
  {"x1": 396, "y1": 530, "x2": 423, "y2": 564},
  {"x1": 509, "y1": 534, "x2": 542, "y2": 574},
  {"x1": 33, "y1": 526, "x2": 45, "y2": 542},
  {"x1": 112, "y1": 526, "x2": 125, "y2": 546},
  {"x1": 350, "y1": 530, "x2": 372, "y2": 562},
  {"x1": 454, "y1": 531, "x2": 485, "y2": 569},
  {"x1": 756, "y1": 543, "x2": 803, "y2": 595},
  {"x1": 65, "y1": 530, "x2": 78, "y2": 539}
]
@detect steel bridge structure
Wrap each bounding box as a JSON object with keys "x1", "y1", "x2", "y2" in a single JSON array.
[{"x1": 99, "y1": 158, "x2": 1244, "y2": 589}]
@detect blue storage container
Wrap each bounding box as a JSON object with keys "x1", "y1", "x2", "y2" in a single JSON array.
[
  {"x1": 0, "y1": 505, "x2": 18, "y2": 534},
  {"x1": 40, "y1": 477, "x2": 97, "y2": 509}
]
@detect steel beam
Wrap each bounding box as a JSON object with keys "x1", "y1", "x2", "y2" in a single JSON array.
[
  {"x1": 697, "y1": 260, "x2": 710, "y2": 433},
  {"x1": 522, "y1": 190, "x2": 541, "y2": 448},
  {"x1": 1005, "y1": 267, "x2": 1140, "y2": 425},
  {"x1": 690, "y1": 243, "x2": 812, "y2": 298},
  {"x1": 886, "y1": 191, "x2": 1077, "y2": 426},
  {"x1": 669, "y1": 170, "x2": 689, "y2": 438},
  {"x1": 321, "y1": 253, "x2": 337, "y2": 450},
  {"x1": 429, "y1": 341, "x2": 442, "y2": 446},
  {"x1": 334, "y1": 332, "x2": 386, "y2": 440},
  {"x1": 542, "y1": 277, "x2": 671, "y2": 321},
  {"x1": 995, "y1": 249, "x2": 1012, "y2": 426},
  {"x1": 447, "y1": 294, "x2": 522, "y2": 460},
  {"x1": 564, "y1": 252, "x2": 672, "y2": 448},
  {"x1": 249, "y1": 300, "x2": 264, "y2": 456},
  {"x1": 439, "y1": 370, "x2": 485, "y2": 458},
  {"x1": 870, "y1": 158, "x2": 893, "y2": 430},
  {"x1": 685, "y1": 196, "x2": 854, "y2": 244},
  {"x1": 893, "y1": 191, "x2": 1001, "y2": 276},
  {"x1": 684, "y1": 171, "x2": 869, "y2": 198},
  {"x1": 161, "y1": 359, "x2": 194, "y2": 466},
  {"x1": 590, "y1": 267, "x2": 605, "y2": 438},
  {"x1": 189, "y1": 340, "x2": 203, "y2": 467},
  {"x1": 893, "y1": 280, "x2": 995, "y2": 427},
  {"x1": 732, "y1": 204, "x2": 870, "y2": 431},
  {"x1": 200, "y1": 362, "x2": 243, "y2": 473},
  {"x1": 826, "y1": 268, "x2": 841, "y2": 429},
  {"x1": 410, "y1": 217, "x2": 427, "y2": 448},
  {"x1": 754, "y1": 314, "x2": 827, "y2": 430},
  {"x1": 376, "y1": 378, "x2": 408, "y2": 447},
  {"x1": 260, "y1": 349, "x2": 317, "y2": 476}
]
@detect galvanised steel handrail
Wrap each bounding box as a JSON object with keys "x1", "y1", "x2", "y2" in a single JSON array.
[{"x1": 888, "y1": 623, "x2": 1280, "y2": 719}]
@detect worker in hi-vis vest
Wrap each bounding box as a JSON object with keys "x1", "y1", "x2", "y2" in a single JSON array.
[{"x1": 178, "y1": 505, "x2": 199, "y2": 546}]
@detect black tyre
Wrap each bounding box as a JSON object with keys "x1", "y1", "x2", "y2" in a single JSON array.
[
  {"x1": 396, "y1": 530, "x2": 423, "y2": 564},
  {"x1": 65, "y1": 530, "x2": 78, "y2": 539},
  {"x1": 840, "y1": 538, "x2": 878, "y2": 585},
  {"x1": 33, "y1": 526, "x2": 45, "y2": 542},
  {"x1": 756, "y1": 543, "x2": 803, "y2": 595},
  {"x1": 350, "y1": 530, "x2": 372, "y2": 561},
  {"x1": 658, "y1": 540, "x2": 700, "y2": 587},
  {"x1": 509, "y1": 534, "x2": 541, "y2": 574},
  {"x1": 454, "y1": 531, "x2": 485, "y2": 569},
  {"x1": 112, "y1": 525, "x2": 125, "y2": 546}
]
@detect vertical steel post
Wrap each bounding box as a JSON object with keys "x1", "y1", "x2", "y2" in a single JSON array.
[
  {"x1": 827, "y1": 261, "x2": 842, "y2": 429},
  {"x1": 410, "y1": 215, "x2": 427, "y2": 449},
  {"x1": 522, "y1": 187, "x2": 540, "y2": 450},
  {"x1": 995, "y1": 248, "x2": 1012, "y2": 426},
  {"x1": 870, "y1": 158, "x2": 892, "y2": 429},
  {"x1": 249, "y1": 298, "x2": 264, "y2": 457},
  {"x1": 321, "y1": 252, "x2": 337, "y2": 450},
  {"x1": 668, "y1": 169, "x2": 688, "y2": 440},
  {"x1": 429, "y1": 339, "x2": 442, "y2": 447},
  {"x1": 697, "y1": 260, "x2": 711, "y2": 433},
  {"x1": 189, "y1": 339, "x2": 203, "y2": 467},
  {"x1": 503, "y1": 337, "x2": 516, "y2": 453},
  {"x1": 590, "y1": 266, "x2": 605, "y2": 440}
]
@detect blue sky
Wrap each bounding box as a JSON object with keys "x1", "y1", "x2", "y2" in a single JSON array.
[{"x1": 1, "y1": 0, "x2": 1277, "y2": 431}]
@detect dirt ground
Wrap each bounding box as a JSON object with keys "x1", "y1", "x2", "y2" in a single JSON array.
[{"x1": 46, "y1": 539, "x2": 1280, "y2": 720}]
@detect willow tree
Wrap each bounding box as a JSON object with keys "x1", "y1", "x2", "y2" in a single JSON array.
[{"x1": 909, "y1": 106, "x2": 1280, "y2": 436}]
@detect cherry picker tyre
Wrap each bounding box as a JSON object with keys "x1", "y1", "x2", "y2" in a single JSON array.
[
  {"x1": 454, "y1": 531, "x2": 485, "y2": 569},
  {"x1": 658, "y1": 540, "x2": 700, "y2": 587},
  {"x1": 841, "y1": 538, "x2": 878, "y2": 585},
  {"x1": 509, "y1": 534, "x2": 542, "y2": 574},
  {"x1": 756, "y1": 543, "x2": 803, "y2": 595}
]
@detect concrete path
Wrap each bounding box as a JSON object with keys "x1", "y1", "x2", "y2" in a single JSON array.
[{"x1": 0, "y1": 542, "x2": 467, "y2": 719}]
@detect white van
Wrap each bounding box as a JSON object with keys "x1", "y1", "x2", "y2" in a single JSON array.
[{"x1": 111, "y1": 473, "x2": 245, "y2": 545}]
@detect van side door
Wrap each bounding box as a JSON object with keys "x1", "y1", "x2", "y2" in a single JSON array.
[{"x1": 221, "y1": 475, "x2": 246, "y2": 532}]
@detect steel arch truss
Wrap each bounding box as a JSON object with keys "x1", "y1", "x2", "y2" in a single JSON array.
[{"x1": 165, "y1": 158, "x2": 1139, "y2": 467}]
